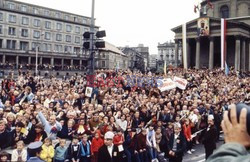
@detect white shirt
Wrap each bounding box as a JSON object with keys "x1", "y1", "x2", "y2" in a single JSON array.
[{"x1": 107, "y1": 144, "x2": 114, "y2": 157}]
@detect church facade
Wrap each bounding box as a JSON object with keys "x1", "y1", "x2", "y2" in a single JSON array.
[{"x1": 172, "y1": 0, "x2": 250, "y2": 71}]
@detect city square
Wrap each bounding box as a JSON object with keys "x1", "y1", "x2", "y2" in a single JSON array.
[{"x1": 0, "y1": 0, "x2": 250, "y2": 162}]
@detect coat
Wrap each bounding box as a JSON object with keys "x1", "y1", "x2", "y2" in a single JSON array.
[
  {"x1": 97, "y1": 144, "x2": 122, "y2": 162},
  {"x1": 202, "y1": 125, "x2": 217, "y2": 150},
  {"x1": 91, "y1": 138, "x2": 104, "y2": 153},
  {"x1": 11, "y1": 149, "x2": 27, "y2": 162},
  {"x1": 40, "y1": 145, "x2": 55, "y2": 162},
  {"x1": 167, "y1": 133, "x2": 187, "y2": 157}
]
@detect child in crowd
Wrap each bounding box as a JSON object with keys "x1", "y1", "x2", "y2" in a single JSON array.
[
  {"x1": 11, "y1": 140, "x2": 27, "y2": 162},
  {"x1": 91, "y1": 132, "x2": 103, "y2": 162},
  {"x1": 54, "y1": 139, "x2": 67, "y2": 162},
  {"x1": 67, "y1": 136, "x2": 80, "y2": 162},
  {"x1": 0, "y1": 151, "x2": 10, "y2": 162},
  {"x1": 40, "y1": 138, "x2": 55, "y2": 162}
]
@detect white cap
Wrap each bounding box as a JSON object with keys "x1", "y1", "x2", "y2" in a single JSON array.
[
  {"x1": 104, "y1": 131, "x2": 114, "y2": 139},
  {"x1": 208, "y1": 115, "x2": 214, "y2": 121}
]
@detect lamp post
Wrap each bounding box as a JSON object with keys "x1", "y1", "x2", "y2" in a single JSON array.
[
  {"x1": 89, "y1": 0, "x2": 95, "y2": 75},
  {"x1": 35, "y1": 33, "x2": 44, "y2": 76}
]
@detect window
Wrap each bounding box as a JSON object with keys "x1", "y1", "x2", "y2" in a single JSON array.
[
  {"x1": 75, "y1": 26, "x2": 80, "y2": 33},
  {"x1": 56, "y1": 23, "x2": 62, "y2": 30},
  {"x1": 74, "y1": 17, "x2": 78, "y2": 22},
  {"x1": 75, "y1": 36, "x2": 80, "y2": 43},
  {"x1": 83, "y1": 19, "x2": 87, "y2": 24},
  {"x1": 55, "y1": 45, "x2": 63, "y2": 52},
  {"x1": 66, "y1": 25, "x2": 72, "y2": 32},
  {"x1": 22, "y1": 17, "x2": 29, "y2": 25},
  {"x1": 8, "y1": 27, "x2": 16, "y2": 35},
  {"x1": 33, "y1": 31, "x2": 40, "y2": 38},
  {"x1": 66, "y1": 35, "x2": 71, "y2": 42},
  {"x1": 8, "y1": 3, "x2": 15, "y2": 9},
  {"x1": 0, "y1": 13, "x2": 3, "y2": 21},
  {"x1": 65, "y1": 15, "x2": 69, "y2": 20},
  {"x1": 33, "y1": 19, "x2": 40, "y2": 27},
  {"x1": 20, "y1": 41, "x2": 29, "y2": 51},
  {"x1": 102, "y1": 61, "x2": 106, "y2": 68},
  {"x1": 220, "y1": 5, "x2": 229, "y2": 18},
  {"x1": 0, "y1": 25, "x2": 2, "y2": 34},
  {"x1": 0, "y1": 39, "x2": 2, "y2": 48},
  {"x1": 55, "y1": 12, "x2": 60, "y2": 18},
  {"x1": 45, "y1": 21, "x2": 51, "y2": 29},
  {"x1": 102, "y1": 53, "x2": 105, "y2": 58},
  {"x1": 74, "y1": 47, "x2": 80, "y2": 54},
  {"x1": 56, "y1": 34, "x2": 62, "y2": 41},
  {"x1": 21, "y1": 5, "x2": 27, "y2": 12},
  {"x1": 44, "y1": 10, "x2": 49, "y2": 16},
  {"x1": 7, "y1": 40, "x2": 16, "y2": 49},
  {"x1": 32, "y1": 42, "x2": 41, "y2": 50},
  {"x1": 43, "y1": 44, "x2": 51, "y2": 51},
  {"x1": 33, "y1": 8, "x2": 38, "y2": 14},
  {"x1": 21, "y1": 29, "x2": 28, "y2": 37},
  {"x1": 45, "y1": 32, "x2": 51, "y2": 40},
  {"x1": 8, "y1": 15, "x2": 16, "y2": 23},
  {"x1": 64, "y1": 46, "x2": 72, "y2": 53}
]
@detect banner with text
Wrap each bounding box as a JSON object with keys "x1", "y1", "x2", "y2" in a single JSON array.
[
  {"x1": 158, "y1": 78, "x2": 176, "y2": 92},
  {"x1": 174, "y1": 77, "x2": 188, "y2": 90}
]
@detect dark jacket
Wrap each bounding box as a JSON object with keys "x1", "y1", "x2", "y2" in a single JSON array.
[
  {"x1": 202, "y1": 125, "x2": 217, "y2": 149},
  {"x1": 167, "y1": 133, "x2": 187, "y2": 157},
  {"x1": 0, "y1": 129, "x2": 12, "y2": 149},
  {"x1": 57, "y1": 125, "x2": 74, "y2": 140},
  {"x1": 66, "y1": 143, "x2": 80, "y2": 162},
  {"x1": 98, "y1": 144, "x2": 122, "y2": 162}
]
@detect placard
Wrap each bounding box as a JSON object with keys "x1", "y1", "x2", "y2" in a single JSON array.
[{"x1": 174, "y1": 77, "x2": 188, "y2": 90}]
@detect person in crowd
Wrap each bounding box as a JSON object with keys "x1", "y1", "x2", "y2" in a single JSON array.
[
  {"x1": 27, "y1": 141, "x2": 44, "y2": 162},
  {"x1": 91, "y1": 132, "x2": 104, "y2": 162},
  {"x1": 54, "y1": 139, "x2": 67, "y2": 162},
  {"x1": 167, "y1": 123, "x2": 186, "y2": 162},
  {"x1": 79, "y1": 134, "x2": 91, "y2": 162},
  {"x1": 26, "y1": 123, "x2": 47, "y2": 144},
  {"x1": 182, "y1": 118, "x2": 194, "y2": 154},
  {"x1": 98, "y1": 131, "x2": 122, "y2": 162},
  {"x1": 40, "y1": 138, "x2": 55, "y2": 162},
  {"x1": 11, "y1": 140, "x2": 27, "y2": 162},
  {"x1": 146, "y1": 124, "x2": 157, "y2": 161},
  {"x1": 202, "y1": 115, "x2": 217, "y2": 159},
  {"x1": 0, "y1": 120, "x2": 12, "y2": 150},
  {"x1": 67, "y1": 136, "x2": 81, "y2": 162},
  {"x1": 0, "y1": 151, "x2": 10, "y2": 162}
]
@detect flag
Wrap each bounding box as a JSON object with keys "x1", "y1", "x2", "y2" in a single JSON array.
[
  {"x1": 164, "y1": 60, "x2": 167, "y2": 75},
  {"x1": 221, "y1": 18, "x2": 227, "y2": 70},
  {"x1": 225, "y1": 61, "x2": 229, "y2": 76}
]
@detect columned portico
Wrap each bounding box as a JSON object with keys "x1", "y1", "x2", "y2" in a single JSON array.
[
  {"x1": 28, "y1": 57, "x2": 31, "y2": 65},
  {"x1": 209, "y1": 37, "x2": 214, "y2": 70},
  {"x1": 174, "y1": 39, "x2": 179, "y2": 67},
  {"x1": 195, "y1": 37, "x2": 200, "y2": 69},
  {"x1": 235, "y1": 36, "x2": 241, "y2": 71},
  {"x1": 186, "y1": 39, "x2": 191, "y2": 68},
  {"x1": 241, "y1": 38, "x2": 246, "y2": 71},
  {"x1": 51, "y1": 57, "x2": 54, "y2": 67},
  {"x1": 79, "y1": 59, "x2": 82, "y2": 70},
  {"x1": 61, "y1": 59, "x2": 64, "y2": 70}
]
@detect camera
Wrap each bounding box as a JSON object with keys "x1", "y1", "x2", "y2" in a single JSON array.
[{"x1": 228, "y1": 103, "x2": 250, "y2": 135}]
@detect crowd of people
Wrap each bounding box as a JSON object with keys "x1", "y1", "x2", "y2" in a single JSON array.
[{"x1": 0, "y1": 68, "x2": 249, "y2": 162}]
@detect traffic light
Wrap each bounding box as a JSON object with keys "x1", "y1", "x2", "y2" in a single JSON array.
[
  {"x1": 83, "y1": 42, "x2": 90, "y2": 49},
  {"x1": 82, "y1": 30, "x2": 106, "y2": 49},
  {"x1": 96, "y1": 30, "x2": 106, "y2": 38},
  {"x1": 83, "y1": 32, "x2": 91, "y2": 39},
  {"x1": 95, "y1": 41, "x2": 105, "y2": 48}
]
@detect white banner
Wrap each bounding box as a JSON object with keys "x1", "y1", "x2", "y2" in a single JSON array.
[
  {"x1": 174, "y1": 77, "x2": 188, "y2": 90},
  {"x1": 158, "y1": 78, "x2": 176, "y2": 92}
]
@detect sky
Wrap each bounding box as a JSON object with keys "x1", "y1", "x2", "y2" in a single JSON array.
[{"x1": 18, "y1": 0, "x2": 200, "y2": 54}]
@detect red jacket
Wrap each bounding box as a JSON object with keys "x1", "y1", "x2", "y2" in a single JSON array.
[
  {"x1": 183, "y1": 124, "x2": 192, "y2": 141},
  {"x1": 113, "y1": 134, "x2": 124, "y2": 146},
  {"x1": 91, "y1": 137, "x2": 104, "y2": 153}
]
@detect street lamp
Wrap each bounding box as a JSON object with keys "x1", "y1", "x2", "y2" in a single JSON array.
[{"x1": 35, "y1": 33, "x2": 44, "y2": 76}]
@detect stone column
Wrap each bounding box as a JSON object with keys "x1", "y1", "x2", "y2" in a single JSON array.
[
  {"x1": 241, "y1": 38, "x2": 246, "y2": 71},
  {"x1": 61, "y1": 59, "x2": 64, "y2": 70},
  {"x1": 195, "y1": 37, "x2": 201, "y2": 69},
  {"x1": 249, "y1": 40, "x2": 250, "y2": 71},
  {"x1": 79, "y1": 59, "x2": 82, "y2": 70},
  {"x1": 28, "y1": 56, "x2": 31, "y2": 65},
  {"x1": 71, "y1": 59, "x2": 74, "y2": 68},
  {"x1": 209, "y1": 37, "x2": 214, "y2": 70},
  {"x1": 174, "y1": 39, "x2": 179, "y2": 67},
  {"x1": 235, "y1": 36, "x2": 241, "y2": 71},
  {"x1": 39, "y1": 57, "x2": 43, "y2": 65},
  {"x1": 51, "y1": 57, "x2": 54, "y2": 67},
  {"x1": 2, "y1": 55, "x2": 5, "y2": 64},
  {"x1": 186, "y1": 39, "x2": 191, "y2": 68},
  {"x1": 16, "y1": 56, "x2": 19, "y2": 69}
]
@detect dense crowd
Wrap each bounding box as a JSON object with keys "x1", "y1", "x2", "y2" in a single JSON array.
[{"x1": 0, "y1": 68, "x2": 249, "y2": 162}]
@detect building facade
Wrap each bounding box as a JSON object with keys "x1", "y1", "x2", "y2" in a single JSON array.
[
  {"x1": 97, "y1": 42, "x2": 128, "y2": 70},
  {"x1": 172, "y1": 0, "x2": 250, "y2": 71},
  {"x1": 131, "y1": 44, "x2": 149, "y2": 69},
  {"x1": 0, "y1": 0, "x2": 97, "y2": 71},
  {"x1": 149, "y1": 54, "x2": 157, "y2": 69}
]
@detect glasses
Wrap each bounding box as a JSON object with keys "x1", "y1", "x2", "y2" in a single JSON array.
[{"x1": 105, "y1": 138, "x2": 113, "y2": 141}]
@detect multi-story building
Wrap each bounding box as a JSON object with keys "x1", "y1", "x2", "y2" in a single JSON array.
[
  {"x1": 120, "y1": 47, "x2": 145, "y2": 72},
  {"x1": 0, "y1": 0, "x2": 97, "y2": 71},
  {"x1": 157, "y1": 41, "x2": 182, "y2": 66},
  {"x1": 149, "y1": 54, "x2": 157, "y2": 70},
  {"x1": 96, "y1": 42, "x2": 128, "y2": 70}
]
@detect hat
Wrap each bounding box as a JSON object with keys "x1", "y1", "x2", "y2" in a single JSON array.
[
  {"x1": 28, "y1": 141, "x2": 43, "y2": 149},
  {"x1": 174, "y1": 123, "x2": 181, "y2": 128},
  {"x1": 208, "y1": 115, "x2": 214, "y2": 121},
  {"x1": 104, "y1": 131, "x2": 114, "y2": 139}
]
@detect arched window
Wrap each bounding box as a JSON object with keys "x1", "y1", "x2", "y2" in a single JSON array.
[{"x1": 220, "y1": 5, "x2": 229, "y2": 18}]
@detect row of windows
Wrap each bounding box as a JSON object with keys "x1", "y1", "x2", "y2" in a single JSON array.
[
  {"x1": 5, "y1": 2, "x2": 88, "y2": 24},
  {"x1": 0, "y1": 26, "x2": 81, "y2": 44},
  {"x1": 0, "y1": 12, "x2": 87, "y2": 33},
  {"x1": 0, "y1": 39, "x2": 81, "y2": 53}
]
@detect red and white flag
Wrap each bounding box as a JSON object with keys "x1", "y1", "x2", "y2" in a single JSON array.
[{"x1": 221, "y1": 18, "x2": 227, "y2": 70}]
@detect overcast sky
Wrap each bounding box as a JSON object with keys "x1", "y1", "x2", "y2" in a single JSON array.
[{"x1": 18, "y1": 0, "x2": 199, "y2": 54}]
